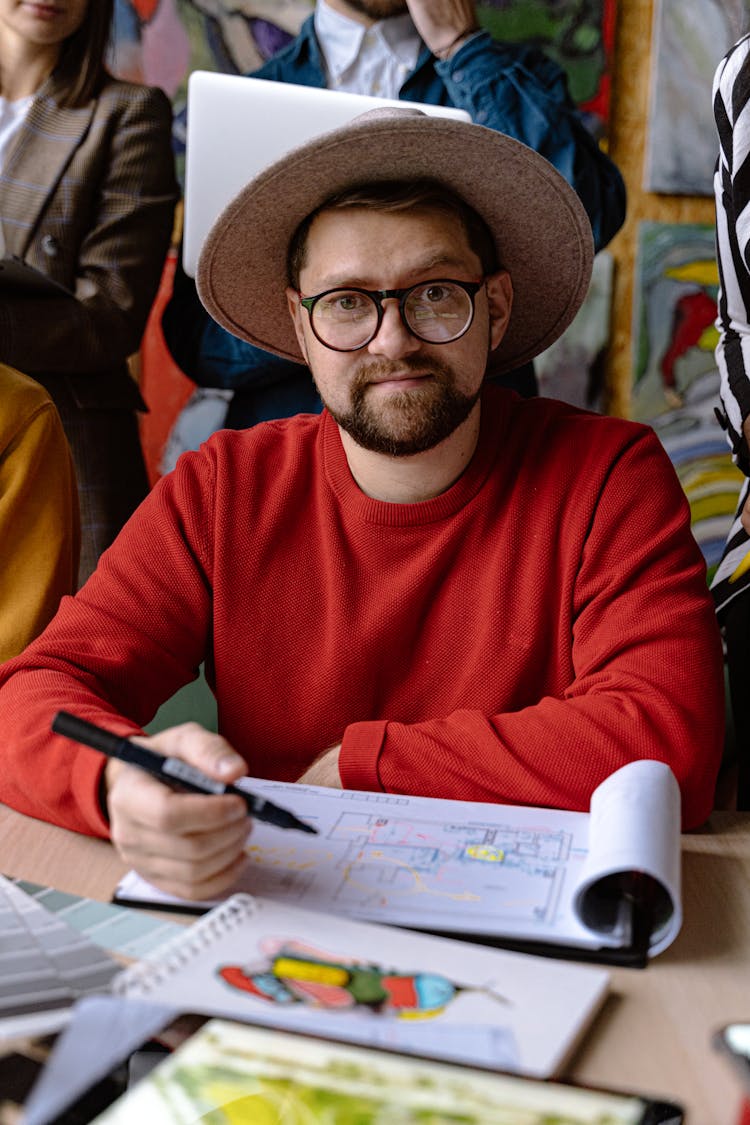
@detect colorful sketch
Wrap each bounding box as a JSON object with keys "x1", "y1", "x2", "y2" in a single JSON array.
[
  {"x1": 477, "y1": 0, "x2": 617, "y2": 138},
  {"x1": 631, "y1": 220, "x2": 744, "y2": 580},
  {"x1": 218, "y1": 938, "x2": 506, "y2": 1019},
  {"x1": 646, "y1": 0, "x2": 750, "y2": 195}
]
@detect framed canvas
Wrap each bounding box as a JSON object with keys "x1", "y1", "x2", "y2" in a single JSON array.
[
  {"x1": 477, "y1": 0, "x2": 617, "y2": 139},
  {"x1": 631, "y1": 220, "x2": 744, "y2": 579},
  {"x1": 646, "y1": 0, "x2": 750, "y2": 195}
]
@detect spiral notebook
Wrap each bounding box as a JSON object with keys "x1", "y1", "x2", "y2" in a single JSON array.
[{"x1": 110, "y1": 892, "x2": 609, "y2": 1079}]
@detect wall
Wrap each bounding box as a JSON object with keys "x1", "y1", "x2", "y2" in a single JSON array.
[{"x1": 605, "y1": 0, "x2": 716, "y2": 417}]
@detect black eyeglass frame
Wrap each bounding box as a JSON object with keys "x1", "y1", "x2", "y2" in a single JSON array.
[{"x1": 297, "y1": 278, "x2": 485, "y2": 352}]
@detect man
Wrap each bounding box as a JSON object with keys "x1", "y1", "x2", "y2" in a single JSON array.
[
  {"x1": 0, "y1": 109, "x2": 722, "y2": 902},
  {"x1": 162, "y1": 0, "x2": 626, "y2": 429}
]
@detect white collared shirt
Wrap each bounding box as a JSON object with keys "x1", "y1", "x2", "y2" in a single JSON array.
[
  {"x1": 0, "y1": 94, "x2": 33, "y2": 172},
  {"x1": 314, "y1": 0, "x2": 421, "y2": 99}
]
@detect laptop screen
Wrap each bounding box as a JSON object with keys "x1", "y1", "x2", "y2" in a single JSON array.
[{"x1": 182, "y1": 72, "x2": 472, "y2": 277}]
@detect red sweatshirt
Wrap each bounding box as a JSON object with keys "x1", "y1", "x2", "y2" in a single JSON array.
[{"x1": 0, "y1": 388, "x2": 724, "y2": 833}]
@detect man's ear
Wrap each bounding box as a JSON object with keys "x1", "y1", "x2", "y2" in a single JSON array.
[
  {"x1": 286, "y1": 287, "x2": 310, "y2": 364},
  {"x1": 485, "y1": 270, "x2": 513, "y2": 351}
]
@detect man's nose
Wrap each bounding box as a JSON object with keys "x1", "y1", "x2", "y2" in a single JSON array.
[{"x1": 366, "y1": 299, "x2": 420, "y2": 359}]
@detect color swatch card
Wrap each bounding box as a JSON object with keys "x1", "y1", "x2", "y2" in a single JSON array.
[{"x1": 0, "y1": 875, "x2": 118, "y2": 1040}]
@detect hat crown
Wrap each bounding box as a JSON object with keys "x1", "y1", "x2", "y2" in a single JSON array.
[{"x1": 351, "y1": 106, "x2": 428, "y2": 125}]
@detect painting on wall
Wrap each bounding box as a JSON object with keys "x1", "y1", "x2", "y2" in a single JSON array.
[
  {"x1": 476, "y1": 0, "x2": 616, "y2": 139},
  {"x1": 110, "y1": 0, "x2": 315, "y2": 173},
  {"x1": 535, "y1": 251, "x2": 613, "y2": 411},
  {"x1": 631, "y1": 220, "x2": 744, "y2": 580},
  {"x1": 646, "y1": 0, "x2": 750, "y2": 196},
  {"x1": 113, "y1": 2, "x2": 617, "y2": 161}
]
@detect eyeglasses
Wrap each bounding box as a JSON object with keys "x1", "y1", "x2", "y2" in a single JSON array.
[{"x1": 297, "y1": 278, "x2": 485, "y2": 352}]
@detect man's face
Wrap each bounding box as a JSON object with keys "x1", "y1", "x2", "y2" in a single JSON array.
[{"x1": 286, "y1": 206, "x2": 511, "y2": 457}]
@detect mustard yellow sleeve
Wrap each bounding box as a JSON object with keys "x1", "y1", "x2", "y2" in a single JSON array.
[{"x1": 0, "y1": 366, "x2": 80, "y2": 662}]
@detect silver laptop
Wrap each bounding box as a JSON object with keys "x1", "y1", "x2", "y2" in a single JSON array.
[{"x1": 182, "y1": 71, "x2": 472, "y2": 277}]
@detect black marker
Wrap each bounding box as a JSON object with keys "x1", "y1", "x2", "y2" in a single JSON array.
[{"x1": 51, "y1": 711, "x2": 317, "y2": 835}]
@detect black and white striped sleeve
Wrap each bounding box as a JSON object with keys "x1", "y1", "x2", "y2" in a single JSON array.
[{"x1": 714, "y1": 32, "x2": 750, "y2": 475}]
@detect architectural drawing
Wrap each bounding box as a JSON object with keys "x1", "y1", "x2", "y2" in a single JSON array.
[{"x1": 244, "y1": 805, "x2": 581, "y2": 935}]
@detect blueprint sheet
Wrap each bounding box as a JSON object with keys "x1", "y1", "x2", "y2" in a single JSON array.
[{"x1": 115, "y1": 758, "x2": 682, "y2": 956}]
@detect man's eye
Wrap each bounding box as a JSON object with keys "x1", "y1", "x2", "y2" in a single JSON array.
[{"x1": 423, "y1": 285, "x2": 451, "y2": 302}]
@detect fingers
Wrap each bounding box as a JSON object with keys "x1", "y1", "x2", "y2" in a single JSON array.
[
  {"x1": 106, "y1": 722, "x2": 252, "y2": 900},
  {"x1": 139, "y1": 722, "x2": 247, "y2": 782}
]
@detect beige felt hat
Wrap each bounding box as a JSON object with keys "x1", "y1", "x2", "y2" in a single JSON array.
[{"x1": 197, "y1": 107, "x2": 594, "y2": 374}]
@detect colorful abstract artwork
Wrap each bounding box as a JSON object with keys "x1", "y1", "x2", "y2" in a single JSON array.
[
  {"x1": 646, "y1": 0, "x2": 750, "y2": 196},
  {"x1": 110, "y1": 0, "x2": 315, "y2": 169},
  {"x1": 631, "y1": 221, "x2": 744, "y2": 580},
  {"x1": 477, "y1": 0, "x2": 616, "y2": 138}
]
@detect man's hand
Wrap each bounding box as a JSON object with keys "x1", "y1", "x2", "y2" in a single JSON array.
[
  {"x1": 297, "y1": 744, "x2": 342, "y2": 788},
  {"x1": 406, "y1": 0, "x2": 479, "y2": 58},
  {"x1": 105, "y1": 723, "x2": 251, "y2": 901}
]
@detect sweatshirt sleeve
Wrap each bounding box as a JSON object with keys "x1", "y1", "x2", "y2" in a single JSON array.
[
  {"x1": 339, "y1": 429, "x2": 725, "y2": 830},
  {"x1": 0, "y1": 447, "x2": 216, "y2": 837}
]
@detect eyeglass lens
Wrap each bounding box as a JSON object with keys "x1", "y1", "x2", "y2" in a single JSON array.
[{"x1": 311, "y1": 281, "x2": 475, "y2": 350}]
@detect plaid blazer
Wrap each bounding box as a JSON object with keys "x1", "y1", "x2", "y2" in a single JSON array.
[{"x1": 0, "y1": 73, "x2": 177, "y2": 410}]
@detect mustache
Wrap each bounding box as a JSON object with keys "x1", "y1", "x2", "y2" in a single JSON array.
[{"x1": 350, "y1": 355, "x2": 454, "y2": 391}]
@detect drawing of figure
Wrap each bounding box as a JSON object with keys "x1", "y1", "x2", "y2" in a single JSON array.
[{"x1": 217, "y1": 940, "x2": 505, "y2": 1019}]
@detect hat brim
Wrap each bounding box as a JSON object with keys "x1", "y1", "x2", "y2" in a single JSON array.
[{"x1": 197, "y1": 112, "x2": 594, "y2": 374}]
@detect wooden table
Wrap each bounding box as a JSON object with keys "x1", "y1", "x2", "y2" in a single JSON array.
[{"x1": 2, "y1": 805, "x2": 749, "y2": 1123}]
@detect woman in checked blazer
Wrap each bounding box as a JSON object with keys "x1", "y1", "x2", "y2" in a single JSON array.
[{"x1": 0, "y1": 0, "x2": 177, "y2": 584}]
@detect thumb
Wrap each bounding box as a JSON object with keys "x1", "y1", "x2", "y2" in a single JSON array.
[{"x1": 137, "y1": 722, "x2": 247, "y2": 783}]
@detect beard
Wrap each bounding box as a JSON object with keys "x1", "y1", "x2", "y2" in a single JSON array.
[
  {"x1": 321, "y1": 356, "x2": 481, "y2": 457},
  {"x1": 341, "y1": 0, "x2": 409, "y2": 20}
]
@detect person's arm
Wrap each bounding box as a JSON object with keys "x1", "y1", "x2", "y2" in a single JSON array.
[
  {"x1": 414, "y1": 15, "x2": 626, "y2": 252},
  {"x1": 0, "y1": 445, "x2": 219, "y2": 838},
  {"x1": 161, "y1": 249, "x2": 305, "y2": 390},
  {"x1": 0, "y1": 84, "x2": 177, "y2": 374},
  {"x1": 335, "y1": 429, "x2": 725, "y2": 830},
  {"x1": 713, "y1": 39, "x2": 750, "y2": 490},
  {"x1": 0, "y1": 441, "x2": 263, "y2": 900},
  {"x1": 0, "y1": 384, "x2": 79, "y2": 661}
]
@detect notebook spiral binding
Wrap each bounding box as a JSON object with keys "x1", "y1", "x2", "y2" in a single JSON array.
[{"x1": 112, "y1": 894, "x2": 257, "y2": 995}]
